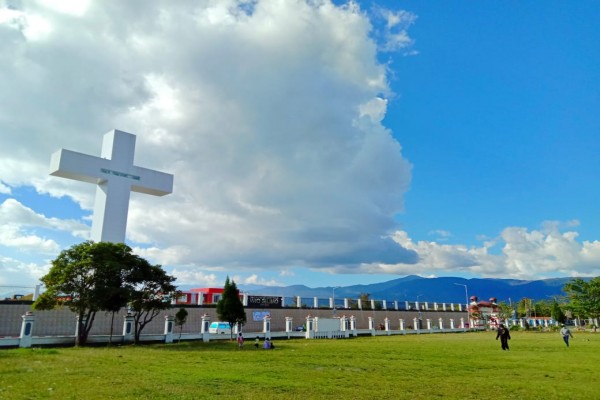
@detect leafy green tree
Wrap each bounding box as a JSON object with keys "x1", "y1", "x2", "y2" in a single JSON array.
[
  {"x1": 216, "y1": 277, "x2": 246, "y2": 339},
  {"x1": 128, "y1": 263, "x2": 178, "y2": 344},
  {"x1": 563, "y1": 278, "x2": 600, "y2": 322},
  {"x1": 496, "y1": 301, "x2": 513, "y2": 323},
  {"x1": 551, "y1": 299, "x2": 567, "y2": 324},
  {"x1": 33, "y1": 241, "x2": 139, "y2": 346},
  {"x1": 175, "y1": 308, "x2": 188, "y2": 343},
  {"x1": 359, "y1": 292, "x2": 371, "y2": 310},
  {"x1": 533, "y1": 300, "x2": 552, "y2": 317},
  {"x1": 517, "y1": 298, "x2": 534, "y2": 318}
]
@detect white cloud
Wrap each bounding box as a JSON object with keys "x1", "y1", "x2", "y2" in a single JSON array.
[
  {"x1": 168, "y1": 268, "x2": 220, "y2": 287},
  {"x1": 372, "y1": 7, "x2": 417, "y2": 52},
  {"x1": 0, "y1": 199, "x2": 88, "y2": 252},
  {"x1": 234, "y1": 273, "x2": 283, "y2": 287},
  {"x1": 0, "y1": 255, "x2": 49, "y2": 287},
  {"x1": 316, "y1": 222, "x2": 600, "y2": 279},
  {"x1": 377, "y1": 223, "x2": 600, "y2": 279},
  {"x1": 0, "y1": 1, "x2": 417, "y2": 276}
]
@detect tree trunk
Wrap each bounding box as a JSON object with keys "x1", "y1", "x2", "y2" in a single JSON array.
[{"x1": 109, "y1": 312, "x2": 115, "y2": 346}]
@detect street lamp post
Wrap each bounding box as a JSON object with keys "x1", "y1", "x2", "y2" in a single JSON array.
[
  {"x1": 332, "y1": 286, "x2": 340, "y2": 315},
  {"x1": 416, "y1": 294, "x2": 424, "y2": 329},
  {"x1": 454, "y1": 283, "x2": 469, "y2": 330}
]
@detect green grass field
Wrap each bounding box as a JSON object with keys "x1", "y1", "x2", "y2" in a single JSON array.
[{"x1": 1, "y1": 331, "x2": 598, "y2": 400}]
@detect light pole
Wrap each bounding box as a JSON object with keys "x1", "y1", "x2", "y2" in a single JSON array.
[
  {"x1": 332, "y1": 286, "x2": 340, "y2": 315},
  {"x1": 454, "y1": 283, "x2": 469, "y2": 330},
  {"x1": 416, "y1": 294, "x2": 424, "y2": 329}
]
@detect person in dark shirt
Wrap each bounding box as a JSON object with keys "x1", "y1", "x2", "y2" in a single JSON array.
[{"x1": 496, "y1": 323, "x2": 511, "y2": 350}]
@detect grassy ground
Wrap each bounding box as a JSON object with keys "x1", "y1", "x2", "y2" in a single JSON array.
[{"x1": 0, "y1": 331, "x2": 599, "y2": 400}]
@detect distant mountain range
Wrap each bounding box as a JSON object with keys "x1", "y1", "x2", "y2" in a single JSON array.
[
  {"x1": 2, "y1": 275, "x2": 581, "y2": 304},
  {"x1": 228, "y1": 275, "x2": 579, "y2": 303}
]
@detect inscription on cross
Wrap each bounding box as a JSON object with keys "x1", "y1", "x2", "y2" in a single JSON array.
[{"x1": 49, "y1": 129, "x2": 174, "y2": 243}]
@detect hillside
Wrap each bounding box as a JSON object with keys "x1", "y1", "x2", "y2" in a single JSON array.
[{"x1": 240, "y1": 275, "x2": 577, "y2": 303}]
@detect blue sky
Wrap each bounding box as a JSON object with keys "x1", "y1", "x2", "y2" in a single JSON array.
[{"x1": 1, "y1": 0, "x2": 599, "y2": 294}]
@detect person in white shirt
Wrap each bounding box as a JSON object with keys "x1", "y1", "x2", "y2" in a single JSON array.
[{"x1": 560, "y1": 324, "x2": 574, "y2": 347}]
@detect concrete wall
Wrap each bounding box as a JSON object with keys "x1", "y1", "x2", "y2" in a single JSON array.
[{"x1": 0, "y1": 302, "x2": 466, "y2": 337}]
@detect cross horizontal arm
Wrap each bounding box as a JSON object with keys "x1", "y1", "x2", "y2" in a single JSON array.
[
  {"x1": 49, "y1": 149, "x2": 108, "y2": 184},
  {"x1": 130, "y1": 166, "x2": 174, "y2": 196}
]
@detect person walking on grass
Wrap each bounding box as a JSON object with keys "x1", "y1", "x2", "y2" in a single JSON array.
[
  {"x1": 560, "y1": 324, "x2": 574, "y2": 347},
  {"x1": 496, "y1": 323, "x2": 511, "y2": 350},
  {"x1": 237, "y1": 332, "x2": 244, "y2": 349}
]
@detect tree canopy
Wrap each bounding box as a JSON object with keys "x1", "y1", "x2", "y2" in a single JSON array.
[
  {"x1": 127, "y1": 262, "x2": 177, "y2": 344},
  {"x1": 563, "y1": 277, "x2": 600, "y2": 321},
  {"x1": 33, "y1": 241, "x2": 177, "y2": 345},
  {"x1": 216, "y1": 276, "x2": 246, "y2": 339}
]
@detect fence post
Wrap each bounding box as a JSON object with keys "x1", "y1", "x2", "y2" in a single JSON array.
[
  {"x1": 340, "y1": 315, "x2": 349, "y2": 338},
  {"x1": 263, "y1": 315, "x2": 271, "y2": 339},
  {"x1": 201, "y1": 314, "x2": 211, "y2": 342},
  {"x1": 123, "y1": 313, "x2": 134, "y2": 343},
  {"x1": 19, "y1": 312, "x2": 35, "y2": 348},
  {"x1": 306, "y1": 315, "x2": 315, "y2": 339},
  {"x1": 164, "y1": 315, "x2": 174, "y2": 344}
]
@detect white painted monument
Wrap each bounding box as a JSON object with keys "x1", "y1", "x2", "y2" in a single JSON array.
[{"x1": 49, "y1": 129, "x2": 174, "y2": 243}]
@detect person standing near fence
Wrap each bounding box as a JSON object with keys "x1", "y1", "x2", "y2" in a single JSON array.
[
  {"x1": 237, "y1": 332, "x2": 244, "y2": 349},
  {"x1": 560, "y1": 324, "x2": 574, "y2": 347},
  {"x1": 496, "y1": 323, "x2": 511, "y2": 350}
]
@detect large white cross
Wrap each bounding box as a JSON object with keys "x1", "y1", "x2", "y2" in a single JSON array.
[{"x1": 49, "y1": 129, "x2": 174, "y2": 243}]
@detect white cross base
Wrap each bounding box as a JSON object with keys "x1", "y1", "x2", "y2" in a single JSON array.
[{"x1": 49, "y1": 129, "x2": 174, "y2": 243}]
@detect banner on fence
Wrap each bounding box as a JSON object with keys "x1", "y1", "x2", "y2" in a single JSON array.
[
  {"x1": 252, "y1": 311, "x2": 271, "y2": 321},
  {"x1": 248, "y1": 295, "x2": 282, "y2": 308}
]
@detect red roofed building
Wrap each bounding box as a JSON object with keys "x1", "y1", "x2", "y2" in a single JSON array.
[{"x1": 468, "y1": 296, "x2": 501, "y2": 328}]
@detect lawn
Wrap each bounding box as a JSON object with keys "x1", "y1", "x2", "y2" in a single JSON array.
[{"x1": 0, "y1": 331, "x2": 598, "y2": 399}]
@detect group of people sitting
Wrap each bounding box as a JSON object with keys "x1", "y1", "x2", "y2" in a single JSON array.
[
  {"x1": 238, "y1": 333, "x2": 275, "y2": 349},
  {"x1": 260, "y1": 337, "x2": 275, "y2": 349}
]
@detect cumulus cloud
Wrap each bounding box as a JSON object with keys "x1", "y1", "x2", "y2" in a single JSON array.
[
  {"x1": 0, "y1": 255, "x2": 48, "y2": 287},
  {"x1": 369, "y1": 223, "x2": 600, "y2": 279},
  {"x1": 0, "y1": 1, "x2": 417, "y2": 279},
  {"x1": 0, "y1": 199, "x2": 88, "y2": 252},
  {"x1": 168, "y1": 268, "x2": 220, "y2": 287},
  {"x1": 234, "y1": 273, "x2": 283, "y2": 287}
]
